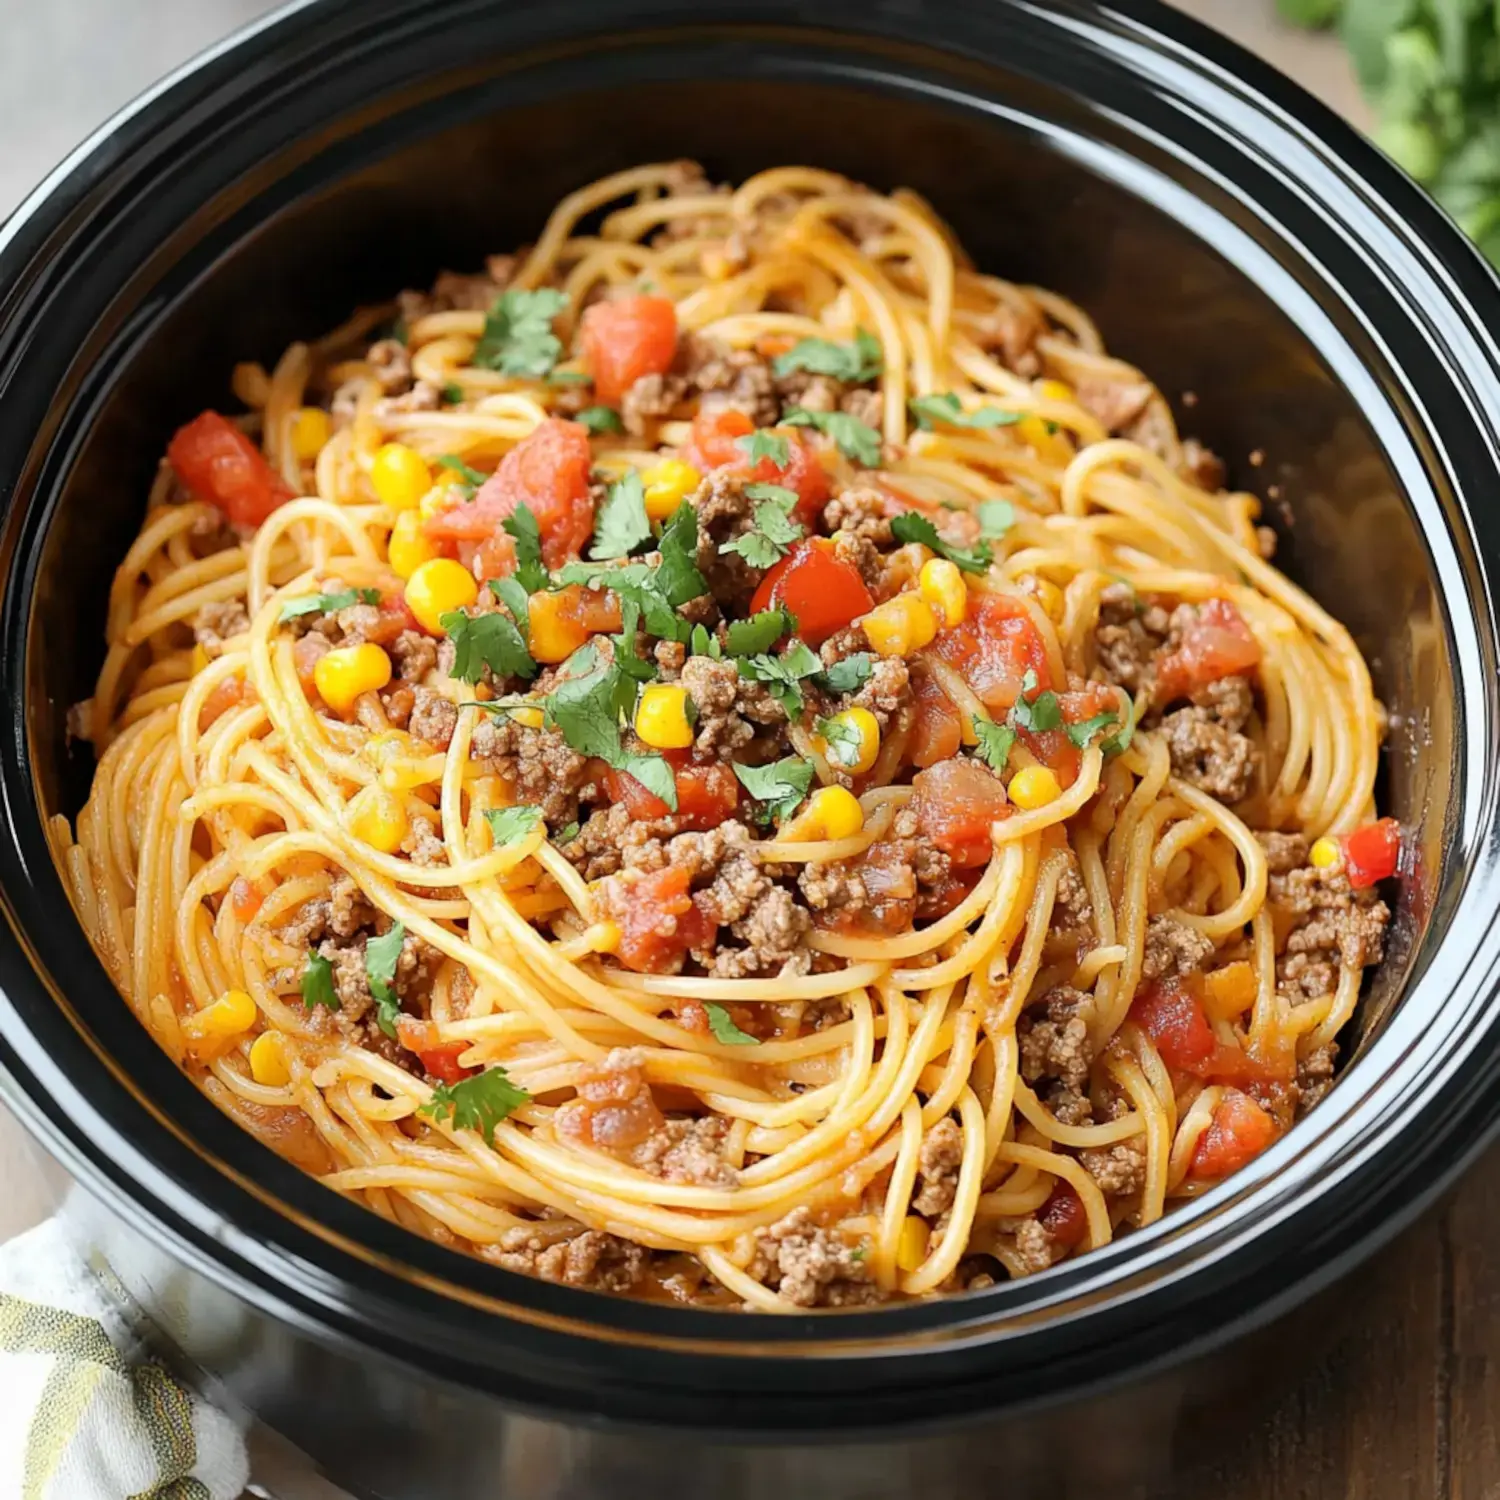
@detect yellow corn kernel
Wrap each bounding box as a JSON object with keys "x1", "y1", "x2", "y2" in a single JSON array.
[
  {"x1": 290, "y1": 406, "x2": 332, "y2": 462},
  {"x1": 782, "y1": 785, "x2": 865, "y2": 842},
  {"x1": 1008, "y1": 764, "x2": 1061, "y2": 810},
  {"x1": 248, "y1": 1031, "x2": 291, "y2": 1087},
  {"x1": 634, "y1": 683, "x2": 695, "y2": 749},
  {"x1": 184, "y1": 988, "x2": 256, "y2": 1059},
  {"x1": 526, "y1": 587, "x2": 592, "y2": 664},
  {"x1": 1310, "y1": 836, "x2": 1341, "y2": 869},
  {"x1": 859, "y1": 592, "x2": 939, "y2": 658},
  {"x1": 190, "y1": 643, "x2": 211, "y2": 675},
  {"x1": 700, "y1": 248, "x2": 733, "y2": 281},
  {"x1": 348, "y1": 785, "x2": 410, "y2": 853},
  {"x1": 313, "y1": 643, "x2": 393, "y2": 714},
  {"x1": 403, "y1": 557, "x2": 478, "y2": 635},
  {"x1": 418, "y1": 488, "x2": 450, "y2": 521},
  {"x1": 1038, "y1": 378, "x2": 1075, "y2": 403},
  {"x1": 370, "y1": 442, "x2": 432, "y2": 511},
  {"x1": 918, "y1": 557, "x2": 968, "y2": 628},
  {"x1": 508, "y1": 704, "x2": 545, "y2": 730},
  {"x1": 815, "y1": 707, "x2": 880, "y2": 775},
  {"x1": 1030, "y1": 577, "x2": 1066, "y2": 624},
  {"x1": 640, "y1": 458, "x2": 702, "y2": 520},
  {"x1": 388, "y1": 508, "x2": 439, "y2": 579},
  {"x1": 896, "y1": 1215, "x2": 930, "y2": 1272}
]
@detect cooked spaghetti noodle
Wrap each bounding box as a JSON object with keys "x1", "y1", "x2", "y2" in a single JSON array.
[{"x1": 58, "y1": 163, "x2": 1397, "y2": 1309}]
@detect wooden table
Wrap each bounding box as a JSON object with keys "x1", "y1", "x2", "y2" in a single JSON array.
[{"x1": 0, "y1": 4, "x2": 1485, "y2": 1498}]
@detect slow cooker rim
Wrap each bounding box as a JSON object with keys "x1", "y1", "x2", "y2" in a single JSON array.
[{"x1": 1, "y1": 0, "x2": 1499, "y2": 1430}]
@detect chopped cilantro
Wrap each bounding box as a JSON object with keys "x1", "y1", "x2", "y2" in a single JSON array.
[
  {"x1": 733, "y1": 755, "x2": 815, "y2": 825},
  {"x1": 736, "y1": 640, "x2": 822, "y2": 720},
  {"x1": 590, "y1": 470, "x2": 653, "y2": 560},
  {"x1": 724, "y1": 607, "x2": 795, "y2": 657},
  {"x1": 1100, "y1": 697, "x2": 1140, "y2": 757},
  {"x1": 974, "y1": 718, "x2": 1017, "y2": 774},
  {"x1": 704, "y1": 1002, "x2": 759, "y2": 1046},
  {"x1": 615, "y1": 752, "x2": 678, "y2": 806},
  {"x1": 418, "y1": 1067, "x2": 530, "y2": 1146},
  {"x1": 472, "y1": 287, "x2": 569, "y2": 378},
  {"x1": 610, "y1": 595, "x2": 659, "y2": 684},
  {"x1": 1009, "y1": 670, "x2": 1063, "y2": 733},
  {"x1": 365, "y1": 922, "x2": 405, "y2": 1037},
  {"x1": 689, "y1": 623, "x2": 722, "y2": 658},
  {"x1": 816, "y1": 714, "x2": 863, "y2": 769},
  {"x1": 977, "y1": 499, "x2": 1016, "y2": 539},
  {"x1": 909, "y1": 392, "x2": 1023, "y2": 432},
  {"x1": 502, "y1": 503, "x2": 549, "y2": 593},
  {"x1": 1065, "y1": 709, "x2": 1120, "y2": 749},
  {"x1": 889, "y1": 511, "x2": 992, "y2": 575},
  {"x1": 771, "y1": 329, "x2": 882, "y2": 383},
  {"x1": 782, "y1": 406, "x2": 882, "y2": 467},
  {"x1": 487, "y1": 576, "x2": 531, "y2": 640},
  {"x1": 301, "y1": 951, "x2": 338, "y2": 1010},
  {"x1": 437, "y1": 454, "x2": 487, "y2": 496},
  {"x1": 552, "y1": 820, "x2": 580, "y2": 845},
  {"x1": 279, "y1": 587, "x2": 381, "y2": 623},
  {"x1": 737, "y1": 429, "x2": 790, "y2": 467},
  {"x1": 576, "y1": 405, "x2": 624, "y2": 436},
  {"x1": 813, "y1": 654, "x2": 873, "y2": 694},
  {"x1": 484, "y1": 805, "x2": 542, "y2": 846},
  {"x1": 719, "y1": 486, "x2": 803, "y2": 568},
  {"x1": 655, "y1": 499, "x2": 710, "y2": 607},
  {"x1": 441, "y1": 608, "x2": 536, "y2": 684},
  {"x1": 546, "y1": 369, "x2": 592, "y2": 386},
  {"x1": 441, "y1": 382, "x2": 465, "y2": 405}
]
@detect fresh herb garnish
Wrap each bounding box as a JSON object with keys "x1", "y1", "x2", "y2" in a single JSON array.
[
  {"x1": 576, "y1": 405, "x2": 624, "y2": 436},
  {"x1": 441, "y1": 382, "x2": 465, "y2": 405},
  {"x1": 484, "y1": 804, "x2": 542, "y2": 846},
  {"x1": 547, "y1": 369, "x2": 592, "y2": 386},
  {"x1": 1008, "y1": 669, "x2": 1063, "y2": 733},
  {"x1": 720, "y1": 486, "x2": 804, "y2": 568},
  {"x1": 365, "y1": 922, "x2": 405, "y2": 1037},
  {"x1": 301, "y1": 951, "x2": 339, "y2": 1010},
  {"x1": 689, "y1": 623, "x2": 722, "y2": 659},
  {"x1": 782, "y1": 406, "x2": 882, "y2": 467},
  {"x1": 909, "y1": 392, "x2": 1023, "y2": 432},
  {"x1": 1065, "y1": 710, "x2": 1121, "y2": 749},
  {"x1": 279, "y1": 586, "x2": 381, "y2": 623},
  {"x1": 736, "y1": 640, "x2": 823, "y2": 719},
  {"x1": 552, "y1": 820, "x2": 580, "y2": 845},
  {"x1": 610, "y1": 595, "x2": 659, "y2": 684},
  {"x1": 816, "y1": 714, "x2": 863, "y2": 769},
  {"x1": 974, "y1": 718, "x2": 1017, "y2": 774},
  {"x1": 704, "y1": 1002, "x2": 759, "y2": 1046},
  {"x1": 437, "y1": 454, "x2": 487, "y2": 497},
  {"x1": 472, "y1": 287, "x2": 569, "y2": 378},
  {"x1": 418, "y1": 1067, "x2": 530, "y2": 1146},
  {"x1": 771, "y1": 329, "x2": 882, "y2": 383},
  {"x1": 737, "y1": 429, "x2": 791, "y2": 468},
  {"x1": 590, "y1": 470, "x2": 654, "y2": 561},
  {"x1": 442, "y1": 608, "x2": 536, "y2": 684},
  {"x1": 813, "y1": 653, "x2": 874, "y2": 694},
  {"x1": 889, "y1": 511, "x2": 993, "y2": 575},
  {"x1": 487, "y1": 576, "x2": 532, "y2": 640},
  {"x1": 977, "y1": 499, "x2": 1016, "y2": 539},
  {"x1": 724, "y1": 607, "x2": 795, "y2": 657},
  {"x1": 1100, "y1": 696, "x2": 1140, "y2": 757},
  {"x1": 733, "y1": 755, "x2": 816, "y2": 825},
  {"x1": 502, "y1": 503, "x2": 549, "y2": 594}
]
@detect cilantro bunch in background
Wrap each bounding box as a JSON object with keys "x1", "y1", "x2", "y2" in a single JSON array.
[{"x1": 1278, "y1": 0, "x2": 1500, "y2": 265}]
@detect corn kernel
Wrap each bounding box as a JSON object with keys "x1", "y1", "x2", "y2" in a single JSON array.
[
  {"x1": 526, "y1": 587, "x2": 592, "y2": 664},
  {"x1": 249, "y1": 1031, "x2": 291, "y2": 1087},
  {"x1": 782, "y1": 785, "x2": 865, "y2": 842},
  {"x1": 348, "y1": 785, "x2": 410, "y2": 853},
  {"x1": 313, "y1": 642, "x2": 393, "y2": 714},
  {"x1": 508, "y1": 704, "x2": 545, "y2": 730},
  {"x1": 1008, "y1": 764, "x2": 1061, "y2": 810},
  {"x1": 640, "y1": 458, "x2": 702, "y2": 520},
  {"x1": 388, "y1": 508, "x2": 439, "y2": 579},
  {"x1": 370, "y1": 442, "x2": 432, "y2": 511},
  {"x1": 290, "y1": 406, "x2": 332, "y2": 462},
  {"x1": 815, "y1": 707, "x2": 881, "y2": 775},
  {"x1": 897, "y1": 1215, "x2": 930, "y2": 1272},
  {"x1": 418, "y1": 489, "x2": 449, "y2": 521},
  {"x1": 1030, "y1": 577, "x2": 1066, "y2": 623},
  {"x1": 634, "y1": 683, "x2": 695, "y2": 749},
  {"x1": 1310, "y1": 836, "x2": 1341, "y2": 870},
  {"x1": 859, "y1": 592, "x2": 939, "y2": 658},
  {"x1": 1038, "y1": 378, "x2": 1075, "y2": 403},
  {"x1": 190, "y1": 643, "x2": 211, "y2": 675},
  {"x1": 919, "y1": 557, "x2": 968, "y2": 628},
  {"x1": 183, "y1": 988, "x2": 256, "y2": 1060},
  {"x1": 403, "y1": 557, "x2": 478, "y2": 635}
]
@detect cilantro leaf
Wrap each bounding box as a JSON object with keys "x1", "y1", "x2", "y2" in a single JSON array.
[
  {"x1": 977, "y1": 499, "x2": 1015, "y2": 539},
  {"x1": 655, "y1": 499, "x2": 709, "y2": 606},
  {"x1": 364, "y1": 922, "x2": 405, "y2": 1037},
  {"x1": 736, "y1": 640, "x2": 822, "y2": 720},
  {"x1": 472, "y1": 287, "x2": 569, "y2": 378},
  {"x1": 547, "y1": 369, "x2": 591, "y2": 386},
  {"x1": 501, "y1": 503, "x2": 549, "y2": 594},
  {"x1": 484, "y1": 805, "x2": 542, "y2": 846},
  {"x1": 771, "y1": 328, "x2": 882, "y2": 383},
  {"x1": 487, "y1": 576, "x2": 531, "y2": 640},
  {"x1": 909, "y1": 392, "x2": 1023, "y2": 431},
  {"x1": 279, "y1": 587, "x2": 381, "y2": 623},
  {"x1": 737, "y1": 430, "x2": 790, "y2": 467},
  {"x1": 437, "y1": 454, "x2": 487, "y2": 496},
  {"x1": 689, "y1": 622, "x2": 722, "y2": 658},
  {"x1": 813, "y1": 654, "x2": 873, "y2": 694},
  {"x1": 610, "y1": 595, "x2": 658, "y2": 684},
  {"x1": 301, "y1": 951, "x2": 339, "y2": 1010},
  {"x1": 719, "y1": 486, "x2": 804, "y2": 568},
  {"x1": 732, "y1": 755, "x2": 816, "y2": 825},
  {"x1": 974, "y1": 719, "x2": 1017, "y2": 774},
  {"x1": 576, "y1": 405, "x2": 624, "y2": 436},
  {"x1": 782, "y1": 406, "x2": 882, "y2": 466},
  {"x1": 704, "y1": 1002, "x2": 759, "y2": 1046},
  {"x1": 1009, "y1": 673, "x2": 1063, "y2": 732},
  {"x1": 418, "y1": 1067, "x2": 530, "y2": 1146},
  {"x1": 552, "y1": 820, "x2": 580, "y2": 845},
  {"x1": 617, "y1": 752, "x2": 678, "y2": 807},
  {"x1": 816, "y1": 714, "x2": 864, "y2": 769},
  {"x1": 1101, "y1": 697, "x2": 1140, "y2": 757},
  {"x1": 1065, "y1": 710, "x2": 1120, "y2": 749},
  {"x1": 889, "y1": 511, "x2": 992, "y2": 575},
  {"x1": 590, "y1": 470, "x2": 654, "y2": 561},
  {"x1": 441, "y1": 382, "x2": 465, "y2": 405},
  {"x1": 724, "y1": 607, "x2": 794, "y2": 656},
  {"x1": 442, "y1": 608, "x2": 537, "y2": 684}
]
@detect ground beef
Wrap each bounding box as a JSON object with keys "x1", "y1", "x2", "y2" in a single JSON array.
[
  {"x1": 682, "y1": 335, "x2": 779, "y2": 427},
  {"x1": 1267, "y1": 858, "x2": 1389, "y2": 1000},
  {"x1": 395, "y1": 255, "x2": 516, "y2": 323},
  {"x1": 470, "y1": 715, "x2": 597, "y2": 826},
  {"x1": 621, "y1": 372, "x2": 687, "y2": 435},
  {"x1": 635, "y1": 1115, "x2": 739, "y2": 1188},
  {"x1": 366, "y1": 338, "x2": 413, "y2": 395},
  {"x1": 749, "y1": 1207, "x2": 879, "y2": 1307},
  {"x1": 373, "y1": 381, "x2": 441, "y2": 417},
  {"x1": 679, "y1": 655, "x2": 755, "y2": 759},
  {"x1": 1161, "y1": 684, "x2": 1258, "y2": 803},
  {"x1": 1179, "y1": 438, "x2": 1226, "y2": 492},
  {"x1": 1046, "y1": 1083, "x2": 1095, "y2": 1127},
  {"x1": 1008, "y1": 1216, "x2": 1064, "y2": 1275},
  {"x1": 1079, "y1": 1139, "x2": 1146, "y2": 1198},
  {"x1": 912, "y1": 1117, "x2": 964, "y2": 1218},
  {"x1": 1295, "y1": 1042, "x2": 1339, "y2": 1115},
  {"x1": 1018, "y1": 986, "x2": 1092, "y2": 1090},
  {"x1": 1074, "y1": 375, "x2": 1154, "y2": 433},
  {"x1": 775, "y1": 369, "x2": 844, "y2": 412},
  {"x1": 563, "y1": 803, "x2": 680, "y2": 880},
  {"x1": 193, "y1": 600, "x2": 250, "y2": 653},
  {"x1": 710, "y1": 884, "x2": 812, "y2": 979},
  {"x1": 408, "y1": 686, "x2": 457, "y2": 749},
  {"x1": 1258, "y1": 830, "x2": 1309, "y2": 873},
  {"x1": 401, "y1": 817, "x2": 447, "y2": 866},
  {"x1": 1052, "y1": 857, "x2": 1094, "y2": 938},
  {"x1": 391, "y1": 629, "x2": 438, "y2": 682},
  {"x1": 276, "y1": 872, "x2": 373, "y2": 950},
  {"x1": 822, "y1": 487, "x2": 893, "y2": 547},
  {"x1": 691, "y1": 469, "x2": 765, "y2": 603},
  {"x1": 974, "y1": 300, "x2": 1045, "y2": 376},
  {"x1": 849, "y1": 656, "x2": 909, "y2": 732},
  {"x1": 829, "y1": 528, "x2": 884, "y2": 589},
  {"x1": 840, "y1": 387, "x2": 883, "y2": 430},
  {"x1": 1093, "y1": 584, "x2": 1172, "y2": 695},
  {"x1": 486, "y1": 1227, "x2": 647, "y2": 1293},
  {"x1": 1141, "y1": 914, "x2": 1215, "y2": 982}
]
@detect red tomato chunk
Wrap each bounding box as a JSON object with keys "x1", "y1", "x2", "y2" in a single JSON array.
[
  {"x1": 932, "y1": 592, "x2": 1051, "y2": 712},
  {"x1": 168, "y1": 411, "x2": 293, "y2": 528},
  {"x1": 908, "y1": 758, "x2": 1012, "y2": 868},
  {"x1": 683, "y1": 408, "x2": 830, "y2": 525},
  {"x1": 601, "y1": 865, "x2": 718, "y2": 974},
  {"x1": 602, "y1": 752, "x2": 740, "y2": 831},
  {"x1": 1154, "y1": 597, "x2": 1260, "y2": 702},
  {"x1": 579, "y1": 294, "x2": 679, "y2": 405},
  {"x1": 1342, "y1": 817, "x2": 1400, "y2": 889},
  {"x1": 750, "y1": 539, "x2": 873, "y2": 647},
  {"x1": 1131, "y1": 976, "x2": 1268, "y2": 1085},
  {"x1": 1190, "y1": 1089, "x2": 1277, "y2": 1180},
  {"x1": 1040, "y1": 1182, "x2": 1089, "y2": 1249},
  {"x1": 396, "y1": 1019, "x2": 477, "y2": 1085}
]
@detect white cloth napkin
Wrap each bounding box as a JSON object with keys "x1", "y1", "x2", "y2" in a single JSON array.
[{"x1": 0, "y1": 1218, "x2": 248, "y2": 1500}]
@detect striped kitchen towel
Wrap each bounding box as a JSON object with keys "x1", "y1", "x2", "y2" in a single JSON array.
[{"x1": 0, "y1": 1218, "x2": 247, "y2": 1500}]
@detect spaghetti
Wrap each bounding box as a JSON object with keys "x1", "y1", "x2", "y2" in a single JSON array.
[{"x1": 58, "y1": 163, "x2": 1397, "y2": 1310}]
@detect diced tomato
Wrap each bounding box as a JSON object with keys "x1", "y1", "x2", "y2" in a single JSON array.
[
  {"x1": 227, "y1": 876, "x2": 266, "y2": 921},
  {"x1": 198, "y1": 676, "x2": 249, "y2": 731},
  {"x1": 830, "y1": 840, "x2": 919, "y2": 935},
  {"x1": 578, "y1": 294, "x2": 679, "y2": 405},
  {"x1": 1154, "y1": 597, "x2": 1260, "y2": 703},
  {"x1": 602, "y1": 751, "x2": 740, "y2": 831},
  {"x1": 293, "y1": 636, "x2": 327, "y2": 701},
  {"x1": 932, "y1": 591, "x2": 1050, "y2": 713},
  {"x1": 909, "y1": 670, "x2": 963, "y2": 768},
  {"x1": 1341, "y1": 817, "x2": 1400, "y2": 890},
  {"x1": 396, "y1": 1019, "x2": 478, "y2": 1086},
  {"x1": 423, "y1": 418, "x2": 593, "y2": 571},
  {"x1": 749, "y1": 539, "x2": 874, "y2": 647},
  {"x1": 365, "y1": 592, "x2": 424, "y2": 644},
  {"x1": 1040, "y1": 1182, "x2": 1089, "y2": 1249},
  {"x1": 603, "y1": 865, "x2": 719, "y2": 973},
  {"x1": 1190, "y1": 1089, "x2": 1278, "y2": 1180},
  {"x1": 1131, "y1": 976, "x2": 1270, "y2": 1085},
  {"x1": 167, "y1": 411, "x2": 293, "y2": 529},
  {"x1": 683, "y1": 408, "x2": 830, "y2": 525},
  {"x1": 908, "y1": 758, "x2": 1013, "y2": 868}
]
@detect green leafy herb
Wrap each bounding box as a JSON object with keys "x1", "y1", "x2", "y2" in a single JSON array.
[
  {"x1": 590, "y1": 470, "x2": 654, "y2": 560},
  {"x1": 487, "y1": 576, "x2": 532, "y2": 640},
  {"x1": 1101, "y1": 696, "x2": 1140, "y2": 757},
  {"x1": 365, "y1": 922, "x2": 406, "y2": 1037},
  {"x1": 418, "y1": 1067, "x2": 530, "y2": 1146},
  {"x1": 655, "y1": 499, "x2": 710, "y2": 607},
  {"x1": 1009, "y1": 670, "x2": 1063, "y2": 733},
  {"x1": 301, "y1": 951, "x2": 339, "y2": 1011},
  {"x1": 576, "y1": 405, "x2": 624, "y2": 436},
  {"x1": 977, "y1": 499, "x2": 1016, "y2": 539},
  {"x1": 771, "y1": 328, "x2": 882, "y2": 383},
  {"x1": 816, "y1": 714, "x2": 863, "y2": 769},
  {"x1": 472, "y1": 287, "x2": 569, "y2": 378},
  {"x1": 736, "y1": 640, "x2": 823, "y2": 719},
  {"x1": 724, "y1": 607, "x2": 795, "y2": 657},
  {"x1": 616, "y1": 752, "x2": 678, "y2": 806},
  {"x1": 1065, "y1": 709, "x2": 1121, "y2": 749},
  {"x1": 437, "y1": 454, "x2": 487, "y2": 496},
  {"x1": 737, "y1": 429, "x2": 791, "y2": 468},
  {"x1": 547, "y1": 369, "x2": 592, "y2": 386},
  {"x1": 502, "y1": 503, "x2": 549, "y2": 594},
  {"x1": 719, "y1": 485, "x2": 804, "y2": 568},
  {"x1": 689, "y1": 623, "x2": 722, "y2": 658},
  {"x1": 974, "y1": 718, "x2": 1017, "y2": 774},
  {"x1": 782, "y1": 406, "x2": 882, "y2": 466},
  {"x1": 278, "y1": 586, "x2": 381, "y2": 623},
  {"x1": 441, "y1": 382, "x2": 465, "y2": 405},
  {"x1": 732, "y1": 755, "x2": 816, "y2": 825},
  {"x1": 909, "y1": 392, "x2": 1023, "y2": 431},
  {"x1": 552, "y1": 820, "x2": 581, "y2": 845},
  {"x1": 610, "y1": 595, "x2": 658, "y2": 684},
  {"x1": 442, "y1": 608, "x2": 537, "y2": 684},
  {"x1": 704, "y1": 1002, "x2": 759, "y2": 1046},
  {"x1": 889, "y1": 511, "x2": 993, "y2": 575},
  {"x1": 484, "y1": 805, "x2": 542, "y2": 846},
  {"x1": 813, "y1": 653, "x2": 874, "y2": 694}
]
